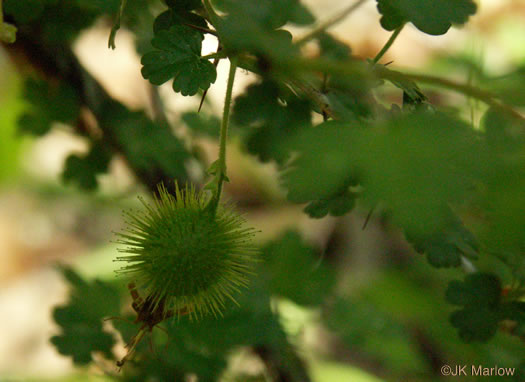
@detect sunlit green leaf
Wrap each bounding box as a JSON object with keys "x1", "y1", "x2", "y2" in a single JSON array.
[
  {"x1": 153, "y1": 8, "x2": 207, "y2": 34},
  {"x1": 0, "y1": 22, "x2": 17, "y2": 43}
]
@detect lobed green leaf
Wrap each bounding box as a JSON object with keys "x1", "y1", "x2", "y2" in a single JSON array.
[
  {"x1": 406, "y1": 212, "x2": 479, "y2": 268},
  {"x1": 304, "y1": 189, "x2": 358, "y2": 219},
  {"x1": 18, "y1": 79, "x2": 80, "y2": 137},
  {"x1": 233, "y1": 81, "x2": 312, "y2": 164},
  {"x1": 216, "y1": 0, "x2": 314, "y2": 30},
  {"x1": 445, "y1": 273, "x2": 503, "y2": 342},
  {"x1": 376, "y1": 0, "x2": 477, "y2": 35},
  {"x1": 164, "y1": 0, "x2": 202, "y2": 11},
  {"x1": 153, "y1": 8, "x2": 207, "y2": 34},
  {"x1": 141, "y1": 26, "x2": 216, "y2": 96},
  {"x1": 51, "y1": 267, "x2": 121, "y2": 364}
]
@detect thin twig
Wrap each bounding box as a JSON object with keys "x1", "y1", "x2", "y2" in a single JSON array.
[
  {"x1": 149, "y1": 85, "x2": 169, "y2": 126},
  {"x1": 201, "y1": 51, "x2": 226, "y2": 60},
  {"x1": 362, "y1": 204, "x2": 376, "y2": 230},
  {"x1": 295, "y1": 0, "x2": 368, "y2": 46},
  {"x1": 108, "y1": 0, "x2": 127, "y2": 49},
  {"x1": 385, "y1": 70, "x2": 525, "y2": 122},
  {"x1": 199, "y1": 48, "x2": 223, "y2": 112},
  {"x1": 291, "y1": 57, "x2": 525, "y2": 122},
  {"x1": 202, "y1": 0, "x2": 221, "y2": 29},
  {"x1": 182, "y1": 22, "x2": 217, "y2": 36},
  {"x1": 288, "y1": 78, "x2": 337, "y2": 120}
]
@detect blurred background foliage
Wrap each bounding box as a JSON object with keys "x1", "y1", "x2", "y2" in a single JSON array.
[{"x1": 0, "y1": 0, "x2": 524, "y2": 381}]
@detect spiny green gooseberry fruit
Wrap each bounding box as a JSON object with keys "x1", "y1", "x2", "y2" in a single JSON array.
[{"x1": 115, "y1": 183, "x2": 258, "y2": 320}]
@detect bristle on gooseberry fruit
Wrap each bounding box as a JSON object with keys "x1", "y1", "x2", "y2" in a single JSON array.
[{"x1": 115, "y1": 183, "x2": 258, "y2": 319}]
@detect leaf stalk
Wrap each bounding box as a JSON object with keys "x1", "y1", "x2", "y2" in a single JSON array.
[
  {"x1": 372, "y1": 25, "x2": 404, "y2": 64},
  {"x1": 210, "y1": 57, "x2": 237, "y2": 213}
]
